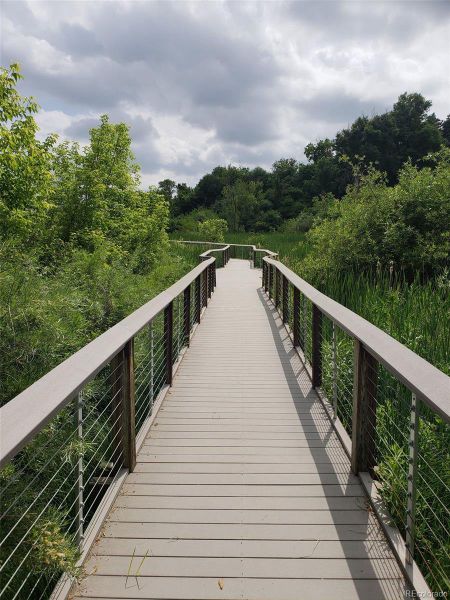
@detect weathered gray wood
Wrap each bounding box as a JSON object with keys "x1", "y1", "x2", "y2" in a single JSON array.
[
  {"x1": 74, "y1": 577, "x2": 405, "y2": 600},
  {"x1": 133, "y1": 462, "x2": 351, "y2": 474},
  {"x1": 114, "y1": 495, "x2": 368, "y2": 510},
  {"x1": 93, "y1": 537, "x2": 395, "y2": 558},
  {"x1": 111, "y1": 342, "x2": 136, "y2": 471},
  {"x1": 352, "y1": 339, "x2": 378, "y2": 474},
  {"x1": 120, "y1": 483, "x2": 364, "y2": 496},
  {"x1": 72, "y1": 260, "x2": 405, "y2": 600},
  {"x1": 124, "y1": 471, "x2": 357, "y2": 484},
  {"x1": 108, "y1": 508, "x2": 371, "y2": 525},
  {"x1": 102, "y1": 520, "x2": 386, "y2": 541},
  {"x1": 83, "y1": 554, "x2": 401, "y2": 579}
]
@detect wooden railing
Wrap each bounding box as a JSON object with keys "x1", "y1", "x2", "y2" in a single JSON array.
[
  {"x1": 0, "y1": 246, "x2": 230, "y2": 600},
  {"x1": 0, "y1": 241, "x2": 448, "y2": 599},
  {"x1": 173, "y1": 239, "x2": 278, "y2": 266},
  {"x1": 262, "y1": 256, "x2": 450, "y2": 595}
]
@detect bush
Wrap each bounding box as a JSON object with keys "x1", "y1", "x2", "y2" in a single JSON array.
[
  {"x1": 301, "y1": 149, "x2": 450, "y2": 281},
  {"x1": 197, "y1": 218, "x2": 228, "y2": 242}
]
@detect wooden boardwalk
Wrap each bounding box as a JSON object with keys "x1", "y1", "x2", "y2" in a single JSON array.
[{"x1": 72, "y1": 260, "x2": 406, "y2": 600}]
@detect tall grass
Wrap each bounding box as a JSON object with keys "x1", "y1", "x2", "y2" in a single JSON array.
[{"x1": 222, "y1": 232, "x2": 449, "y2": 374}]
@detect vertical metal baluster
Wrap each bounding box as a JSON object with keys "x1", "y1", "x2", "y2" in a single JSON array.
[
  {"x1": 332, "y1": 322, "x2": 338, "y2": 418},
  {"x1": 406, "y1": 392, "x2": 419, "y2": 564},
  {"x1": 149, "y1": 321, "x2": 154, "y2": 413},
  {"x1": 75, "y1": 391, "x2": 84, "y2": 549}
]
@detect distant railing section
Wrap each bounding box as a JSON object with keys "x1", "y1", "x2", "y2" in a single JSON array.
[
  {"x1": 0, "y1": 246, "x2": 230, "y2": 600},
  {"x1": 172, "y1": 239, "x2": 278, "y2": 267},
  {"x1": 263, "y1": 257, "x2": 450, "y2": 595}
]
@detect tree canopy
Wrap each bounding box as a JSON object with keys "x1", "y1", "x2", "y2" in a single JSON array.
[{"x1": 166, "y1": 91, "x2": 448, "y2": 234}]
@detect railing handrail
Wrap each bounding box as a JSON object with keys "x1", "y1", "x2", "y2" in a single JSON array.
[
  {"x1": 264, "y1": 256, "x2": 450, "y2": 423},
  {"x1": 199, "y1": 244, "x2": 230, "y2": 260},
  {"x1": 172, "y1": 239, "x2": 278, "y2": 259},
  {"x1": 0, "y1": 257, "x2": 215, "y2": 468}
]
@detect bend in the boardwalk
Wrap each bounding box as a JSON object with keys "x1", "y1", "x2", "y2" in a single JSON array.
[{"x1": 72, "y1": 259, "x2": 406, "y2": 600}]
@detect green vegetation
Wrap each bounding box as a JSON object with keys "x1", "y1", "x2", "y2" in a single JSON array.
[
  {"x1": 0, "y1": 65, "x2": 198, "y2": 598},
  {"x1": 1, "y1": 61, "x2": 449, "y2": 596},
  {"x1": 0, "y1": 64, "x2": 196, "y2": 406},
  {"x1": 164, "y1": 92, "x2": 449, "y2": 235}
]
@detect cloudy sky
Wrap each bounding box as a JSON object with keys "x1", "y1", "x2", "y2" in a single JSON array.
[{"x1": 2, "y1": 1, "x2": 449, "y2": 187}]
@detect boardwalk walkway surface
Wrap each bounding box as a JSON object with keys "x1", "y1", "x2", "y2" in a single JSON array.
[{"x1": 72, "y1": 259, "x2": 406, "y2": 600}]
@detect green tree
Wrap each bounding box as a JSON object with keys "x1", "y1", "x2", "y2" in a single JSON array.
[
  {"x1": 220, "y1": 180, "x2": 264, "y2": 232},
  {"x1": 301, "y1": 149, "x2": 450, "y2": 280},
  {"x1": 158, "y1": 178, "x2": 177, "y2": 209},
  {"x1": 197, "y1": 218, "x2": 228, "y2": 242},
  {"x1": 335, "y1": 93, "x2": 444, "y2": 183},
  {"x1": 0, "y1": 64, "x2": 56, "y2": 244}
]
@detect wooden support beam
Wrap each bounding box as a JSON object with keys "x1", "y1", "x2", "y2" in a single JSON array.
[
  {"x1": 293, "y1": 287, "x2": 300, "y2": 347},
  {"x1": 282, "y1": 275, "x2": 289, "y2": 323},
  {"x1": 110, "y1": 342, "x2": 136, "y2": 472},
  {"x1": 275, "y1": 268, "x2": 280, "y2": 308},
  {"x1": 351, "y1": 340, "x2": 378, "y2": 474},
  {"x1": 195, "y1": 275, "x2": 201, "y2": 323},
  {"x1": 183, "y1": 286, "x2": 191, "y2": 347},
  {"x1": 164, "y1": 303, "x2": 173, "y2": 386},
  {"x1": 312, "y1": 304, "x2": 322, "y2": 388}
]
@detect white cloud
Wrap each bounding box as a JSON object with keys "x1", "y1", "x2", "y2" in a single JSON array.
[{"x1": 1, "y1": 0, "x2": 449, "y2": 186}]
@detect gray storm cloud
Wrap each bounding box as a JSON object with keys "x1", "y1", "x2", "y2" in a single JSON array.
[{"x1": 2, "y1": 0, "x2": 449, "y2": 185}]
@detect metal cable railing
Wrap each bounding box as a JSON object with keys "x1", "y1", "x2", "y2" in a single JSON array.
[
  {"x1": 263, "y1": 257, "x2": 450, "y2": 595},
  {"x1": 0, "y1": 246, "x2": 231, "y2": 600},
  {"x1": 1, "y1": 241, "x2": 448, "y2": 598}
]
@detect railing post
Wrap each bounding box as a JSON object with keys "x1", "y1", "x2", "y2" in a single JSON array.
[
  {"x1": 111, "y1": 340, "x2": 136, "y2": 472},
  {"x1": 123, "y1": 339, "x2": 136, "y2": 471},
  {"x1": 332, "y1": 322, "x2": 338, "y2": 417},
  {"x1": 149, "y1": 321, "x2": 154, "y2": 409},
  {"x1": 202, "y1": 269, "x2": 208, "y2": 307},
  {"x1": 312, "y1": 305, "x2": 322, "y2": 388},
  {"x1": 282, "y1": 275, "x2": 289, "y2": 323},
  {"x1": 267, "y1": 263, "x2": 272, "y2": 297},
  {"x1": 262, "y1": 262, "x2": 267, "y2": 291},
  {"x1": 75, "y1": 392, "x2": 84, "y2": 549},
  {"x1": 164, "y1": 302, "x2": 173, "y2": 385},
  {"x1": 406, "y1": 393, "x2": 419, "y2": 564},
  {"x1": 275, "y1": 268, "x2": 280, "y2": 309},
  {"x1": 351, "y1": 340, "x2": 377, "y2": 474},
  {"x1": 183, "y1": 286, "x2": 191, "y2": 347},
  {"x1": 293, "y1": 287, "x2": 300, "y2": 346},
  {"x1": 195, "y1": 275, "x2": 201, "y2": 323},
  {"x1": 208, "y1": 264, "x2": 213, "y2": 297}
]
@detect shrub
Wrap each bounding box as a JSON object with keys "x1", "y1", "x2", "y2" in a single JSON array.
[{"x1": 197, "y1": 218, "x2": 228, "y2": 242}]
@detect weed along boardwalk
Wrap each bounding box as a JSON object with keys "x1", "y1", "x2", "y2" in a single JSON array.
[{"x1": 71, "y1": 259, "x2": 406, "y2": 600}]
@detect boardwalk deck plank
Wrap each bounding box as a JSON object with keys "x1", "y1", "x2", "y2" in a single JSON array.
[{"x1": 72, "y1": 260, "x2": 405, "y2": 600}]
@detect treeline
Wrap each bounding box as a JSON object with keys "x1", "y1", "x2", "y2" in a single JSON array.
[
  {"x1": 163, "y1": 92, "x2": 449, "y2": 237},
  {"x1": 0, "y1": 64, "x2": 188, "y2": 406}
]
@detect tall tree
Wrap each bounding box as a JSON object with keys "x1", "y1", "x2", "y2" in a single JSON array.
[
  {"x1": 0, "y1": 64, "x2": 56, "y2": 244},
  {"x1": 220, "y1": 180, "x2": 264, "y2": 231},
  {"x1": 335, "y1": 93, "x2": 444, "y2": 183}
]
